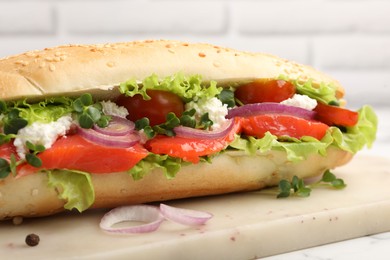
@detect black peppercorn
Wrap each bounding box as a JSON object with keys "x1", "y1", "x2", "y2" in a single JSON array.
[{"x1": 25, "y1": 233, "x2": 40, "y2": 247}]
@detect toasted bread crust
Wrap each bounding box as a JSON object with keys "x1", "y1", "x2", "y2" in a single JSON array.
[{"x1": 0, "y1": 148, "x2": 352, "y2": 220}]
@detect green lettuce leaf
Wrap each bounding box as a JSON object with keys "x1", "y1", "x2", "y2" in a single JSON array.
[
  {"x1": 47, "y1": 170, "x2": 95, "y2": 212},
  {"x1": 229, "y1": 106, "x2": 377, "y2": 161},
  {"x1": 229, "y1": 133, "x2": 331, "y2": 162},
  {"x1": 279, "y1": 75, "x2": 339, "y2": 104},
  {"x1": 119, "y1": 73, "x2": 221, "y2": 102},
  {"x1": 9, "y1": 97, "x2": 74, "y2": 124},
  {"x1": 128, "y1": 153, "x2": 186, "y2": 180},
  {"x1": 294, "y1": 80, "x2": 338, "y2": 104},
  {"x1": 330, "y1": 105, "x2": 377, "y2": 153}
]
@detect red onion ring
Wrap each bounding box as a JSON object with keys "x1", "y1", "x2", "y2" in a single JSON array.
[
  {"x1": 160, "y1": 204, "x2": 213, "y2": 226},
  {"x1": 99, "y1": 204, "x2": 214, "y2": 234},
  {"x1": 93, "y1": 116, "x2": 135, "y2": 136},
  {"x1": 226, "y1": 102, "x2": 316, "y2": 120},
  {"x1": 100, "y1": 205, "x2": 165, "y2": 234},
  {"x1": 78, "y1": 126, "x2": 140, "y2": 148},
  {"x1": 173, "y1": 119, "x2": 234, "y2": 139}
]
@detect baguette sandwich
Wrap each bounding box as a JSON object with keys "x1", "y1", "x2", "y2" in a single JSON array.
[{"x1": 0, "y1": 40, "x2": 377, "y2": 220}]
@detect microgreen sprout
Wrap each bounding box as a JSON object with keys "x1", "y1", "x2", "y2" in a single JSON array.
[
  {"x1": 73, "y1": 93, "x2": 110, "y2": 128},
  {"x1": 0, "y1": 134, "x2": 14, "y2": 145},
  {"x1": 135, "y1": 112, "x2": 181, "y2": 138},
  {"x1": 0, "y1": 158, "x2": 11, "y2": 178},
  {"x1": 277, "y1": 170, "x2": 346, "y2": 198},
  {"x1": 25, "y1": 141, "x2": 45, "y2": 167},
  {"x1": 316, "y1": 170, "x2": 346, "y2": 189},
  {"x1": 134, "y1": 108, "x2": 217, "y2": 139},
  {"x1": 199, "y1": 112, "x2": 213, "y2": 130},
  {"x1": 0, "y1": 141, "x2": 47, "y2": 179},
  {"x1": 218, "y1": 89, "x2": 235, "y2": 108},
  {"x1": 1, "y1": 104, "x2": 28, "y2": 135},
  {"x1": 179, "y1": 109, "x2": 197, "y2": 128},
  {"x1": 277, "y1": 176, "x2": 311, "y2": 198},
  {"x1": 0, "y1": 101, "x2": 27, "y2": 144}
]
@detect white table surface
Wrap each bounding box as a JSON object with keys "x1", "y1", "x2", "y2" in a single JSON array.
[{"x1": 264, "y1": 107, "x2": 390, "y2": 260}]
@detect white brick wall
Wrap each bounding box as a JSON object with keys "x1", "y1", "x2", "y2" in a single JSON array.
[
  {"x1": 60, "y1": 1, "x2": 227, "y2": 34},
  {"x1": 0, "y1": 2, "x2": 54, "y2": 34},
  {"x1": 0, "y1": 0, "x2": 389, "y2": 108}
]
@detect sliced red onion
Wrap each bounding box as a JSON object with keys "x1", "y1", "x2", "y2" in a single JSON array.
[
  {"x1": 100, "y1": 204, "x2": 214, "y2": 234},
  {"x1": 226, "y1": 102, "x2": 316, "y2": 120},
  {"x1": 93, "y1": 116, "x2": 135, "y2": 136},
  {"x1": 160, "y1": 204, "x2": 213, "y2": 226},
  {"x1": 100, "y1": 205, "x2": 165, "y2": 234},
  {"x1": 173, "y1": 119, "x2": 234, "y2": 140},
  {"x1": 78, "y1": 126, "x2": 140, "y2": 148}
]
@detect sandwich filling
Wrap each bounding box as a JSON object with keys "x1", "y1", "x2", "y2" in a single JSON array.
[{"x1": 0, "y1": 73, "x2": 377, "y2": 212}]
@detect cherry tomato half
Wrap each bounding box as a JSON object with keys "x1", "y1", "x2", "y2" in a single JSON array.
[
  {"x1": 235, "y1": 79, "x2": 296, "y2": 104},
  {"x1": 314, "y1": 102, "x2": 358, "y2": 127},
  {"x1": 116, "y1": 90, "x2": 184, "y2": 126}
]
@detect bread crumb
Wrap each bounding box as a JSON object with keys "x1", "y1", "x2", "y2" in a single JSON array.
[{"x1": 12, "y1": 216, "x2": 23, "y2": 225}]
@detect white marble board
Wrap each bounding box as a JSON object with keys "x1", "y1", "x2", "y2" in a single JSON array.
[{"x1": 0, "y1": 155, "x2": 389, "y2": 259}]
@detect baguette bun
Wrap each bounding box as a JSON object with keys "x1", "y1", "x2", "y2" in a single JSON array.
[
  {"x1": 0, "y1": 40, "x2": 344, "y2": 101},
  {"x1": 0, "y1": 40, "x2": 352, "y2": 220}
]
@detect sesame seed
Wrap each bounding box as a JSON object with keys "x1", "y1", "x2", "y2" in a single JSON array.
[
  {"x1": 25, "y1": 52, "x2": 38, "y2": 58},
  {"x1": 31, "y1": 189, "x2": 39, "y2": 196},
  {"x1": 15, "y1": 60, "x2": 28, "y2": 66},
  {"x1": 213, "y1": 61, "x2": 221, "y2": 67},
  {"x1": 49, "y1": 64, "x2": 55, "y2": 71},
  {"x1": 198, "y1": 52, "x2": 206, "y2": 58}
]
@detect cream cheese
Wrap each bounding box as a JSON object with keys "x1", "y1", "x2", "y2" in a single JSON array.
[{"x1": 14, "y1": 115, "x2": 73, "y2": 159}]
